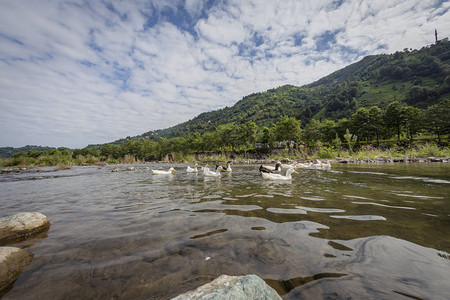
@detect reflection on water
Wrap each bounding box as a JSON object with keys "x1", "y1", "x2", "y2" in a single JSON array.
[{"x1": 1, "y1": 163, "x2": 449, "y2": 299}]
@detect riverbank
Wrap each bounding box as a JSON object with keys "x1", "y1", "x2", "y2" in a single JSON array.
[
  {"x1": 1, "y1": 156, "x2": 449, "y2": 174},
  {"x1": 1, "y1": 143, "x2": 449, "y2": 170}
]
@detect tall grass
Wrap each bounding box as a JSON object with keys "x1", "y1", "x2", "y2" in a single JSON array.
[{"x1": 405, "y1": 143, "x2": 450, "y2": 158}]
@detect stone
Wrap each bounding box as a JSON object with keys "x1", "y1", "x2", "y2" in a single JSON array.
[
  {"x1": 171, "y1": 274, "x2": 281, "y2": 300},
  {"x1": 0, "y1": 212, "x2": 50, "y2": 245},
  {"x1": 0, "y1": 247, "x2": 34, "y2": 294}
]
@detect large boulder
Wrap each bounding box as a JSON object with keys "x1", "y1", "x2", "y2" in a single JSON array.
[
  {"x1": 172, "y1": 274, "x2": 281, "y2": 300},
  {"x1": 0, "y1": 212, "x2": 50, "y2": 245},
  {"x1": 0, "y1": 247, "x2": 34, "y2": 294}
]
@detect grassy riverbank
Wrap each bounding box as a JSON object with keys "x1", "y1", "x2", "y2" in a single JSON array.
[{"x1": 1, "y1": 143, "x2": 449, "y2": 170}]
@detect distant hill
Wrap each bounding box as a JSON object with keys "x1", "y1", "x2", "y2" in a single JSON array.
[
  {"x1": 0, "y1": 145, "x2": 56, "y2": 158},
  {"x1": 123, "y1": 39, "x2": 448, "y2": 142}
]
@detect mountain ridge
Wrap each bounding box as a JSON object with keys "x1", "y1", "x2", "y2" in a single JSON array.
[{"x1": 126, "y1": 38, "x2": 449, "y2": 142}]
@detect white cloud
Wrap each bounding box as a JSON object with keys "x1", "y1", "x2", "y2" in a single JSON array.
[{"x1": 0, "y1": 0, "x2": 448, "y2": 148}]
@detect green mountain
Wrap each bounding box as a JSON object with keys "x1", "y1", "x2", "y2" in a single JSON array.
[
  {"x1": 0, "y1": 145, "x2": 56, "y2": 159},
  {"x1": 135, "y1": 39, "x2": 450, "y2": 141}
]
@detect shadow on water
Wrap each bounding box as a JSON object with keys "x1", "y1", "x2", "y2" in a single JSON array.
[{"x1": 0, "y1": 163, "x2": 449, "y2": 299}]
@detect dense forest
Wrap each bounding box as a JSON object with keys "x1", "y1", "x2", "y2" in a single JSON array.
[{"x1": 1, "y1": 40, "x2": 449, "y2": 166}]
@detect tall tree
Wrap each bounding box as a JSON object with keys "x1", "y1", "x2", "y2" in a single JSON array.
[
  {"x1": 425, "y1": 99, "x2": 450, "y2": 142},
  {"x1": 350, "y1": 108, "x2": 372, "y2": 143},
  {"x1": 259, "y1": 127, "x2": 274, "y2": 146},
  {"x1": 319, "y1": 119, "x2": 337, "y2": 144},
  {"x1": 404, "y1": 106, "x2": 423, "y2": 140},
  {"x1": 301, "y1": 119, "x2": 322, "y2": 145},
  {"x1": 273, "y1": 115, "x2": 301, "y2": 143},
  {"x1": 384, "y1": 102, "x2": 406, "y2": 142},
  {"x1": 368, "y1": 106, "x2": 383, "y2": 145}
]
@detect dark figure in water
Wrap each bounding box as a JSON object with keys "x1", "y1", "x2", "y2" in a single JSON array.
[
  {"x1": 259, "y1": 163, "x2": 282, "y2": 173},
  {"x1": 216, "y1": 161, "x2": 232, "y2": 172}
]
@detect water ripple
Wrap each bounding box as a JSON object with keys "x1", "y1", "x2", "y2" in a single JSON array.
[
  {"x1": 352, "y1": 202, "x2": 416, "y2": 210},
  {"x1": 296, "y1": 206, "x2": 345, "y2": 213},
  {"x1": 266, "y1": 208, "x2": 307, "y2": 214},
  {"x1": 330, "y1": 215, "x2": 387, "y2": 221}
]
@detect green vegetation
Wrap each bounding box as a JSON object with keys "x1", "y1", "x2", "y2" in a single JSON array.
[
  {"x1": 1, "y1": 99, "x2": 449, "y2": 168},
  {"x1": 131, "y1": 39, "x2": 450, "y2": 141},
  {"x1": 0, "y1": 145, "x2": 55, "y2": 159},
  {"x1": 1, "y1": 40, "x2": 449, "y2": 168}
]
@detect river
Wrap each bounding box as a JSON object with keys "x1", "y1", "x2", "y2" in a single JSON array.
[{"x1": 1, "y1": 163, "x2": 449, "y2": 299}]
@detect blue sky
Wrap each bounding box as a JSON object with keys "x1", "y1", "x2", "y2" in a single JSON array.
[{"x1": 0, "y1": 0, "x2": 449, "y2": 148}]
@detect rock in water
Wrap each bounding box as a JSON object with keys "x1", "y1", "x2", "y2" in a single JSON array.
[
  {"x1": 0, "y1": 212, "x2": 50, "y2": 245},
  {"x1": 0, "y1": 247, "x2": 34, "y2": 294},
  {"x1": 172, "y1": 274, "x2": 281, "y2": 300}
]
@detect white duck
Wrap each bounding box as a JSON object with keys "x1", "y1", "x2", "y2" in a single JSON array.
[
  {"x1": 204, "y1": 165, "x2": 226, "y2": 177},
  {"x1": 281, "y1": 162, "x2": 305, "y2": 170},
  {"x1": 186, "y1": 163, "x2": 199, "y2": 173},
  {"x1": 151, "y1": 167, "x2": 175, "y2": 175},
  {"x1": 261, "y1": 167, "x2": 298, "y2": 181},
  {"x1": 215, "y1": 161, "x2": 232, "y2": 172},
  {"x1": 225, "y1": 161, "x2": 233, "y2": 172},
  {"x1": 295, "y1": 162, "x2": 312, "y2": 168},
  {"x1": 310, "y1": 159, "x2": 331, "y2": 170}
]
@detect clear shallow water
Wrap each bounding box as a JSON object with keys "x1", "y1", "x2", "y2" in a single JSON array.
[{"x1": 1, "y1": 163, "x2": 449, "y2": 299}]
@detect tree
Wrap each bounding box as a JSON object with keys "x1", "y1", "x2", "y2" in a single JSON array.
[
  {"x1": 272, "y1": 115, "x2": 301, "y2": 143},
  {"x1": 425, "y1": 99, "x2": 450, "y2": 142},
  {"x1": 202, "y1": 131, "x2": 220, "y2": 152},
  {"x1": 122, "y1": 140, "x2": 142, "y2": 159},
  {"x1": 140, "y1": 139, "x2": 160, "y2": 161},
  {"x1": 302, "y1": 119, "x2": 322, "y2": 145},
  {"x1": 217, "y1": 123, "x2": 240, "y2": 150},
  {"x1": 335, "y1": 118, "x2": 350, "y2": 140},
  {"x1": 403, "y1": 106, "x2": 423, "y2": 140},
  {"x1": 344, "y1": 129, "x2": 357, "y2": 154},
  {"x1": 239, "y1": 122, "x2": 258, "y2": 149},
  {"x1": 384, "y1": 102, "x2": 405, "y2": 142},
  {"x1": 350, "y1": 108, "x2": 372, "y2": 143},
  {"x1": 259, "y1": 127, "x2": 273, "y2": 146},
  {"x1": 187, "y1": 132, "x2": 203, "y2": 153},
  {"x1": 319, "y1": 119, "x2": 337, "y2": 144},
  {"x1": 100, "y1": 143, "x2": 122, "y2": 159},
  {"x1": 368, "y1": 106, "x2": 383, "y2": 145}
]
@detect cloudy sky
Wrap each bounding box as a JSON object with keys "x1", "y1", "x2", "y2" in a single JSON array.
[{"x1": 0, "y1": 0, "x2": 449, "y2": 148}]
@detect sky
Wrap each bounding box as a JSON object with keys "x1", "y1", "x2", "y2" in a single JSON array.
[{"x1": 0, "y1": 0, "x2": 449, "y2": 149}]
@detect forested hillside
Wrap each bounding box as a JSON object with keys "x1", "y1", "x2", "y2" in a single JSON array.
[
  {"x1": 133, "y1": 39, "x2": 449, "y2": 141},
  {"x1": 0, "y1": 146, "x2": 55, "y2": 159}
]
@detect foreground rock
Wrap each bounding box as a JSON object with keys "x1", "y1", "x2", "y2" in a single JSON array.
[
  {"x1": 0, "y1": 212, "x2": 50, "y2": 245},
  {"x1": 172, "y1": 274, "x2": 281, "y2": 300},
  {"x1": 0, "y1": 247, "x2": 34, "y2": 294}
]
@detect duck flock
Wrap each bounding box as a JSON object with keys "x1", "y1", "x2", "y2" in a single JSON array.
[{"x1": 151, "y1": 160, "x2": 331, "y2": 181}]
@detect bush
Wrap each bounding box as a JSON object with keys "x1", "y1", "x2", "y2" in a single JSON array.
[
  {"x1": 409, "y1": 143, "x2": 449, "y2": 157},
  {"x1": 315, "y1": 146, "x2": 337, "y2": 159}
]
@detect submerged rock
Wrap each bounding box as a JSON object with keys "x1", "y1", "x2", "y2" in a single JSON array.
[
  {"x1": 0, "y1": 212, "x2": 50, "y2": 245},
  {"x1": 172, "y1": 274, "x2": 281, "y2": 300},
  {"x1": 0, "y1": 247, "x2": 34, "y2": 294}
]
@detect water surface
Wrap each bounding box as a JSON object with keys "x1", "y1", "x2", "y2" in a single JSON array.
[{"x1": 1, "y1": 163, "x2": 449, "y2": 299}]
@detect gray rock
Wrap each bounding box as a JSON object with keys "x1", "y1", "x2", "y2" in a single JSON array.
[
  {"x1": 0, "y1": 212, "x2": 50, "y2": 245},
  {"x1": 0, "y1": 247, "x2": 34, "y2": 293},
  {"x1": 172, "y1": 274, "x2": 281, "y2": 300}
]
